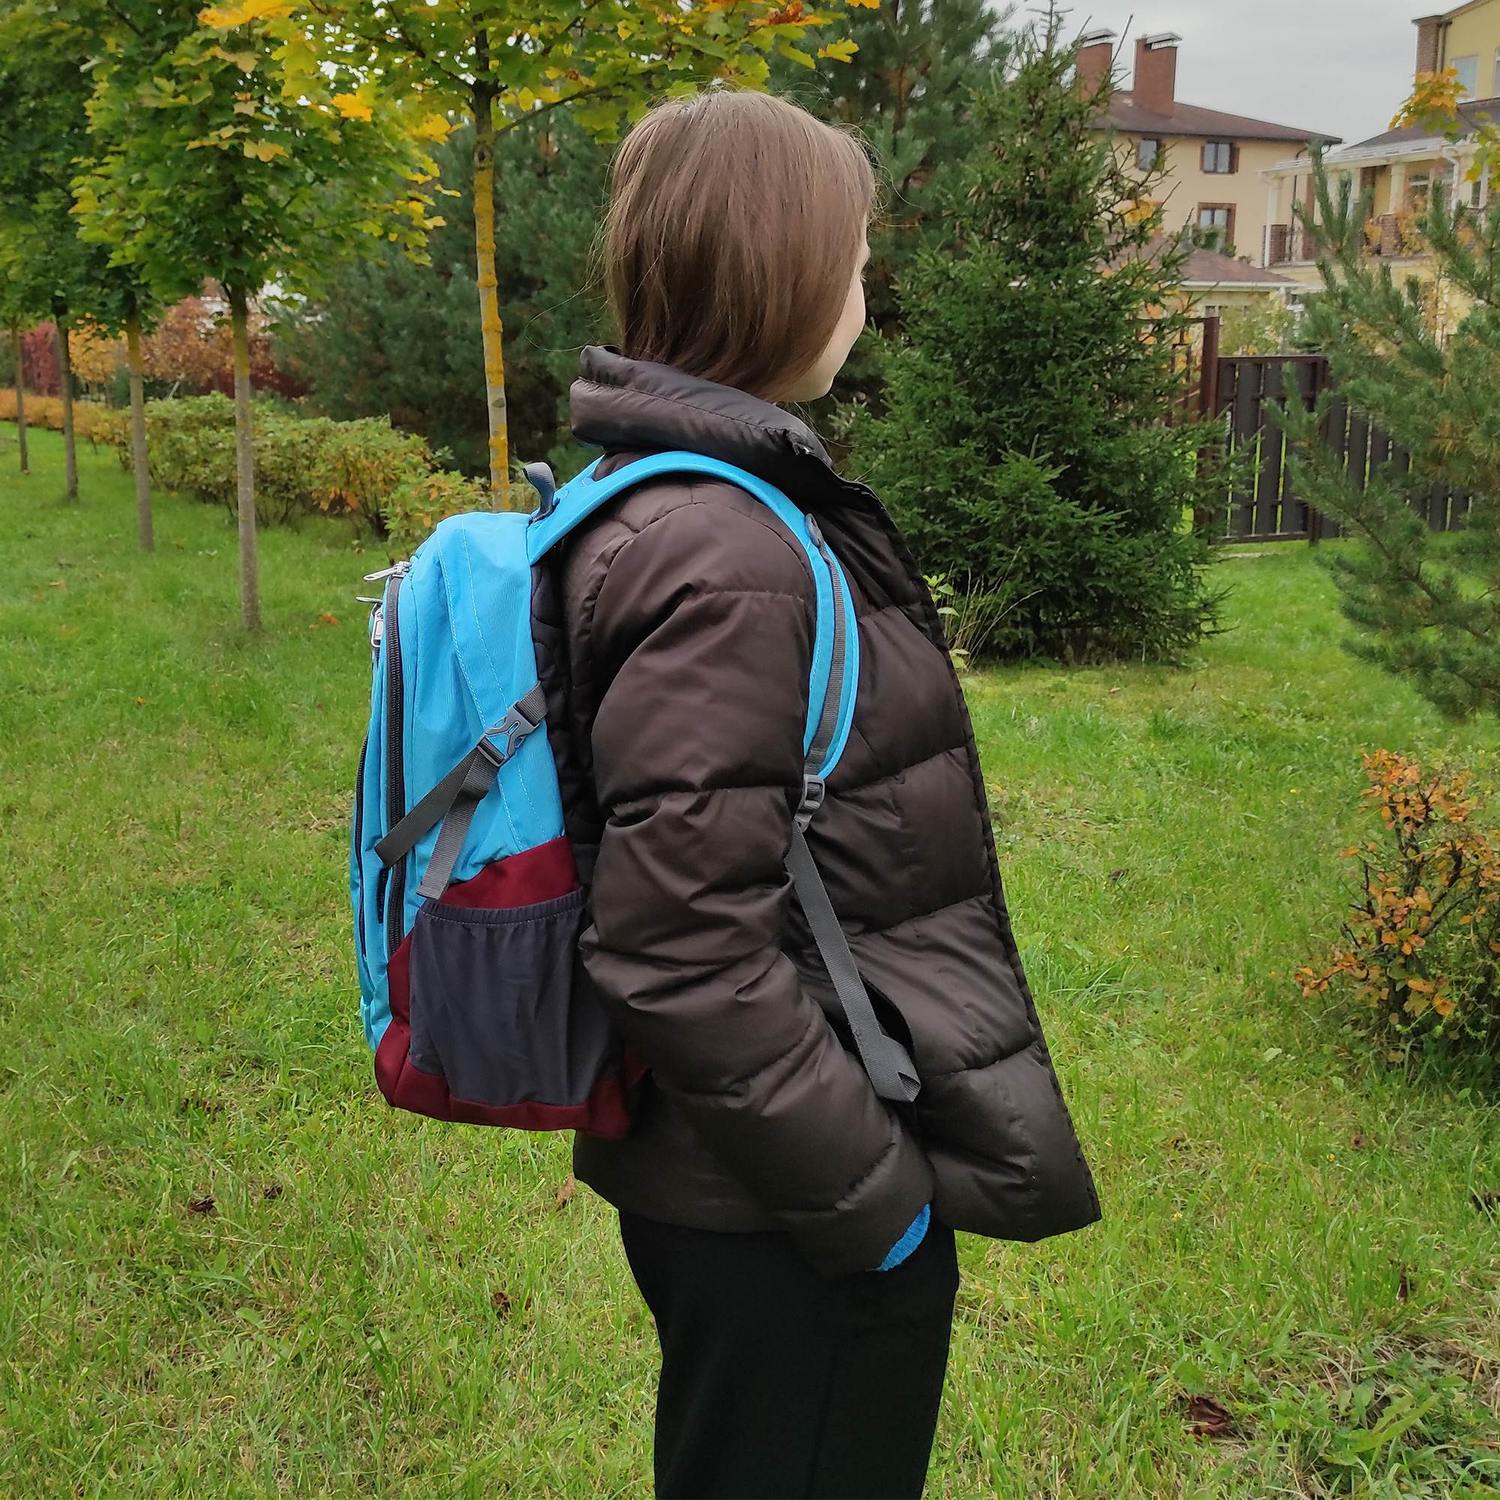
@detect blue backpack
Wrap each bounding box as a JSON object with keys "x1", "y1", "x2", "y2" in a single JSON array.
[{"x1": 350, "y1": 451, "x2": 920, "y2": 1139}]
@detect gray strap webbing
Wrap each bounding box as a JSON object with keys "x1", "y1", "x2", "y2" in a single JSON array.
[
  {"x1": 416, "y1": 753, "x2": 501, "y2": 900},
  {"x1": 374, "y1": 684, "x2": 547, "y2": 900},
  {"x1": 786, "y1": 825, "x2": 921, "y2": 1104}
]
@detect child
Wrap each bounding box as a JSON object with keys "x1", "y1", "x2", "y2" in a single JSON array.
[{"x1": 539, "y1": 87, "x2": 1099, "y2": 1499}]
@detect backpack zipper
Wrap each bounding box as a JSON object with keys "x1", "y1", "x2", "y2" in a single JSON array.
[
  {"x1": 354, "y1": 733, "x2": 368, "y2": 962},
  {"x1": 383, "y1": 568, "x2": 408, "y2": 959}
]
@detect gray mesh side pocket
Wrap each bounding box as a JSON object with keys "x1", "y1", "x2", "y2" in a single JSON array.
[{"x1": 408, "y1": 887, "x2": 607, "y2": 1108}]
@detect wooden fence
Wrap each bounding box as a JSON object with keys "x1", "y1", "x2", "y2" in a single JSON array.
[{"x1": 1208, "y1": 352, "x2": 1474, "y2": 543}]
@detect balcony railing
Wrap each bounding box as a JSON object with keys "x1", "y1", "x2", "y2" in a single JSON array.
[
  {"x1": 1265, "y1": 223, "x2": 1311, "y2": 264},
  {"x1": 1266, "y1": 214, "x2": 1426, "y2": 266}
]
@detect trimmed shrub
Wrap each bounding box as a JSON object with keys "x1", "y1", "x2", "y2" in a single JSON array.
[
  {"x1": 0, "y1": 388, "x2": 125, "y2": 446},
  {"x1": 382, "y1": 470, "x2": 497, "y2": 556},
  {"x1": 117, "y1": 396, "x2": 435, "y2": 530},
  {"x1": 1298, "y1": 750, "x2": 1500, "y2": 1069}
]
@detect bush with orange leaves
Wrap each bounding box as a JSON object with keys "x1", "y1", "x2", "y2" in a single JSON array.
[
  {"x1": 0, "y1": 389, "x2": 126, "y2": 447},
  {"x1": 1298, "y1": 750, "x2": 1500, "y2": 1064}
]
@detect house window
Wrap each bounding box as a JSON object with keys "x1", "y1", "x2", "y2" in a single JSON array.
[
  {"x1": 1137, "y1": 137, "x2": 1161, "y2": 170},
  {"x1": 1407, "y1": 170, "x2": 1431, "y2": 210},
  {"x1": 1493, "y1": 47, "x2": 1500, "y2": 96},
  {"x1": 1452, "y1": 53, "x2": 1478, "y2": 97},
  {"x1": 1196, "y1": 204, "x2": 1234, "y2": 253},
  {"x1": 1202, "y1": 140, "x2": 1236, "y2": 173}
]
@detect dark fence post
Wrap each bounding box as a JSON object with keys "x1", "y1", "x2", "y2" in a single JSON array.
[{"x1": 1199, "y1": 315, "x2": 1221, "y2": 420}]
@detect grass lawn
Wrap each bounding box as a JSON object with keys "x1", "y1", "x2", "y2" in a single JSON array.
[{"x1": 1, "y1": 423, "x2": 1497, "y2": 1499}]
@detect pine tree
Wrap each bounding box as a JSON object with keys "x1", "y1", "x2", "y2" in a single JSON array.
[
  {"x1": 845, "y1": 19, "x2": 1217, "y2": 661},
  {"x1": 1280, "y1": 152, "x2": 1500, "y2": 717}
]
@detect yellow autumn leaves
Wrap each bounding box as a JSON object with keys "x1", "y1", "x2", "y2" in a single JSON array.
[
  {"x1": 1298, "y1": 749, "x2": 1500, "y2": 1042},
  {"x1": 198, "y1": 0, "x2": 295, "y2": 27}
]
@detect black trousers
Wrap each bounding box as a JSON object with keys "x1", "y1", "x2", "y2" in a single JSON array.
[{"x1": 618, "y1": 1207, "x2": 960, "y2": 1499}]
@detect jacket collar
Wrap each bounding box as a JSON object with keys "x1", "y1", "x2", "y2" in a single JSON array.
[{"x1": 569, "y1": 345, "x2": 836, "y2": 498}]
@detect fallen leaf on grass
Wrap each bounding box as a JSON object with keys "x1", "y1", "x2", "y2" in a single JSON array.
[
  {"x1": 47, "y1": 579, "x2": 65, "y2": 589},
  {"x1": 1350, "y1": 1132, "x2": 1369, "y2": 1149},
  {"x1": 491, "y1": 1289, "x2": 513, "y2": 1318},
  {"x1": 1397, "y1": 1268, "x2": 1412, "y2": 1301},
  {"x1": 555, "y1": 1173, "x2": 575, "y2": 1209},
  {"x1": 1184, "y1": 1394, "x2": 1235, "y2": 1438},
  {"x1": 262, "y1": 1183, "x2": 283, "y2": 1202},
  {"x1": 1472, "y1": 1189, "x2": 1499, "y2": 1214},
  {"x1": 311, "y1": 612, "x2": 338, "y2": 628},
  {"x1": 187, "y1": 1196, "x2": 216, "y2": 1215}
]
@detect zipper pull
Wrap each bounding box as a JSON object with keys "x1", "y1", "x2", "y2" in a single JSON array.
[
  {"x1": 806, "y1": 514, "x2": 826, "y2": 550},
  {"x1": 361, "y1": 561, "x2": 410, "y2": 583}
]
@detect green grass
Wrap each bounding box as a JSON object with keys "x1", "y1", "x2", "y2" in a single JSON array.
[{"x1": 1, "y1": 424, "x2": 1497, "y2": 1499}]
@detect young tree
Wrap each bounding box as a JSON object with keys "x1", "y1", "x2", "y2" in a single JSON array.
[
  {"x1": 1, "y1": 0, "x2": 183, "y2": 541},
  {"x1": 276, "y1": 114, "x2": 610, "y2": 475},
  {"x1": 0, "y1": 8, "x2": 103, "y2": 502},
  {"x1": 1281, "y1": 139, "x2": 1500, "y2": 717},
  {"x1": 0, "y1": 298, "x2": 32, "y2": 476},
  {"x1": 845, "y1": 20, "x2": 1217, "y2": 661},
  {"x1": 320, "y1": 0, "x2": 861, "y2": 503},
  {"x1": 71, "y1": 0, "x2": 446, "y2": 629}
]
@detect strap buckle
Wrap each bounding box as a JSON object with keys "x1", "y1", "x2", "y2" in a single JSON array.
[
  {"x1": 480, "y1": 700, "x2": 543, "y2": 766},
  {"x1": 794, "y1": 774, "x2": 826, "y2": 832}
]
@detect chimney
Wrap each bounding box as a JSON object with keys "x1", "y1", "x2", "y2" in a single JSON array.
[
  {"x1": 1413, "y1": 14, "x2": 1445, "y2": 79},
  {"x1": 1076, "y1": 28, "x2": 1116, "y2": 102},
  {"x1": 1133, "y1": 32, "x2": 1180, "y2": 116}
]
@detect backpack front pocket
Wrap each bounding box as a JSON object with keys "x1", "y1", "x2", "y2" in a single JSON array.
[{"x1": 407, "y1": 886, "x2": 601, "y2": 1109}]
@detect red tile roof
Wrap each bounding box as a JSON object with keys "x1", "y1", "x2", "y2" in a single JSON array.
[
  {"x1": 1107, "y1": 235, "x2": 1293, "y2": 287},
  {"x1": 1104, "y1": 94, "x2": 1341, "y2": 146},
  {"x1": 1179, "y1": 246, "x2": 1292, "y2": 286}
]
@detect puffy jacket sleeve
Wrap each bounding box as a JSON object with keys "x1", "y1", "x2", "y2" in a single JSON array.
[{"x1": 577, "y1": 486, "x2": 934, "y2": 1276}]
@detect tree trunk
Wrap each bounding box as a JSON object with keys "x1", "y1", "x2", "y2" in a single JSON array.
[
  {"x1": 125, "y1": 310, "x2": 153, "y2": 552},
  {"x1": 471, "y1": 47, "x2": 511, "y2": 508},
  {"x1": 54, "y1": 308, "x2": 77, "y2": 501},
  {"x1": 11, "y1": 324, "x2": 28, "y2": 475},
  {"x1": 228, "y1": 285, "x2": 260, "y2": 632}
]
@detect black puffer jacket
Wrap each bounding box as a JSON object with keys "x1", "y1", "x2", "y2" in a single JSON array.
[{"x1": 534, "y1": 347, "x2": 1099, "y2": 1277}]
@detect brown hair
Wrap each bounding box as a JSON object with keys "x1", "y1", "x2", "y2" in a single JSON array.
[{"x1": 601, "y1": 88, "x2": 875, "y2": 401}]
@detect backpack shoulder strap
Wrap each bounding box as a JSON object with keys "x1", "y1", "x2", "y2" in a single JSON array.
[
  {"x1": 528, "y1": 451, "x2": 917, "y2": 1107},
  {"x1": 526, "y1": 452, "x2": 857, "y2": 784}
]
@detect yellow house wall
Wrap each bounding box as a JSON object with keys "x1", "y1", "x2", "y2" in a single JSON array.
[
  {"x1": 1274, "y1": 256, "x2": 1473, "y2": 338},
  {"x1": 1188, "y1": 285, "x2": 1283, "y2": 316},
  {"x1": 1119, "y1": 134, "x2": 1309, "y2": 262},
  {"x1": 1441, "y1": 0, "x2": 1500, "y2": 94}
]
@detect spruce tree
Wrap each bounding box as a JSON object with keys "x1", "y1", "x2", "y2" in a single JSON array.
[
  {"x1": 845, "y1": 19, "x2": 1217, "y2": 661},
  {"x1": 1281, "y1": 153, "x2": 1500, "y2": 717},
  {"x1": 775, "y1": 0, "x2": 1010, "y2": 417}
]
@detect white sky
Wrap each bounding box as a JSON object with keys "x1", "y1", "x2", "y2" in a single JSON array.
[{"x1": 1054, "y1": 1, "x2": 1429, "y2": 146}]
